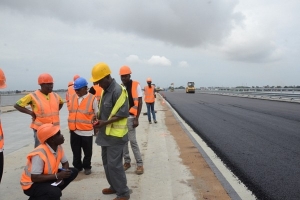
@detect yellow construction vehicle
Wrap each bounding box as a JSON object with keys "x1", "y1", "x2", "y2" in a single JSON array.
[{"x1": 186, "y1": 82, "x2": 195, "y2": 93}]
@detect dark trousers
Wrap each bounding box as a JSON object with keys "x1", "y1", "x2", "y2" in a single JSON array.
[
  {"x1": 102, "y1": 145, "x2": 130, "y2": 198},
  {"x1": 24, "y1": 168, "x2": 78, "y2": 200},
  {"x1": 70, "y1": 131, "x2": 93, "y2": 170},
  {"x1": 0, "y1": 152, "x2": 3, "y2": 183}
]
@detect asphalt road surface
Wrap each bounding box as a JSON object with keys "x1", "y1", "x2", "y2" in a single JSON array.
[{"x1": 161, "y1": 91, "x2": 300, "y2": 200}]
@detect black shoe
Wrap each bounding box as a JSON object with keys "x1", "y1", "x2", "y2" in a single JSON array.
[{"x1": 84, "y1": 169, "x2": 91, "y2": 175}]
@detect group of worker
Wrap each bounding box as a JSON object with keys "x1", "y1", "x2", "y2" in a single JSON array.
[{"x1": 0, "y1": 63, "x2": 157, "y2": 200}]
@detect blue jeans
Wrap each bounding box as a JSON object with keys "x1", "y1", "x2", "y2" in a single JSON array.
[{"x1": 146, "y1": 103, "x2": 156, "y2": 122}]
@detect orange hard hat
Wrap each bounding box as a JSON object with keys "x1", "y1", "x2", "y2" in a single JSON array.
[
  {"x1": 38, "y1": 73, "x2": 53, "y2": 85},
  {"x1": 146, "y1": 77, "x2": 152, "y2": 82},
  {"x1": 0, "y1": 68, "x2": 7, "y2": 89},
  {"x1": 68, "y1": 81, "x2": 73, "y2": 87},
  {"x1": 73, "y1": 74, "x2": 80, "y2": 81},
  {"x1": 37, "y1": 123, "x2": 60, "y2": 144},
  {"x1": 119, "y1": 65, "x2": 132, "y2": 75}
]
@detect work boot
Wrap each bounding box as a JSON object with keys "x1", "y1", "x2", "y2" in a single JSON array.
[
  {"x1": 149, "y1": 121, "x2": 152, "y2": 124},
  {"x1": 123, "y1": 163, "x2": 131, "y2": 171},
  {"x1": 84, "y1": 169, "x2": 91, "y2": 175},
  {"x1": 154, "y1": 120, "x2": 157, "y2": 123},
  {"x1": 102, "y1": 188, "x2": 117, "y2": 194},
  {"x1": 135, "y1": 166, "x2": 144, "y2": 175}
]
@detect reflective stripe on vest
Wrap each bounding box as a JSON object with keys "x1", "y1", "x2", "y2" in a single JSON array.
[
  {"x1": 129, "y1": 81, "x2": 139, "y2": 116},
  {"x1": 144, "y1": 86, "x2": 155, "y2": 103},
  {"x1": 98, "y1": 85, "x2": 128, "y2": 137},
  {"x1": 66, "y1": 86, "x2": 76, "y2": 111},
  {"x1": 20, "y1": 145, "x2": 63, "y2": 190},
  {"x1": 30, "y1": 90, "x2": 60, "y2": 130},
  {"x1": 68, "y1": 93, "x2": 95, "y2": 131}
]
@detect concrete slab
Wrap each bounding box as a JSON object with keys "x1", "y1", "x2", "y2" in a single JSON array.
[{"x1": 0, "y1": 98, "x2": 200, "y2": 200}]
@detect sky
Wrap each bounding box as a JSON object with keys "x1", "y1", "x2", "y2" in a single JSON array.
[{"x1": 1, "y1": 0, "x2": 300, "y2": 91}]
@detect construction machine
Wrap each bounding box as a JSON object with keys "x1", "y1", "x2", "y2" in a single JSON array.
[{"x1": 186, "y1": 82, "x2": 195, "y2": 93}]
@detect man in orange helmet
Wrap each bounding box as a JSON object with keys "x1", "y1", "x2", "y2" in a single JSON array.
[
  {"x1": 144, "y1": 78, "x2": 157, "y2": 124},
  {"x1": 66, "y1": 75, "x2": 80, "y2": 111},
  {"x1": 14, "y1": 73, "x2": 64, "y2": 147},
  {"x1": 0, "y1": 68, "x2": 7, "y2": 183},
  {"x1": 20, "y1": 123, "x2": 78, "y2": 199},
  {"x1": 119, "y1": 65, "x2": 144, "y2": 175}
]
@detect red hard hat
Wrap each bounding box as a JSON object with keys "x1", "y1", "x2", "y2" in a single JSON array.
[
  {"x1": 38, "y1": 73, "x2": 53, "y2": 85},
  {"x1": 0, "y1": 68, "x2": 7, "y2": 89},
  {"x1": 73, "y1": 75, "x2": 80, "y2": 81},
  {"x1": 119, "y1": 66, "x2": 132, "y2": 75},
  {"x1": 37, "y1": 124, "x2": 60, "y2": 144}
]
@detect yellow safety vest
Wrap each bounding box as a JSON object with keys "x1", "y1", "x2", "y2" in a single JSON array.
[{"x1": 98, "y1": 85, "x2": 128, "y2": 137}]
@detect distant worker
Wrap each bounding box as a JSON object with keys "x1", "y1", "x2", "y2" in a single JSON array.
[
  {"x1": 119, "y1": 65, "x2": 144, "y2": 175},
  {"x1": 20, "y1": 123, "x2": 78, "y2": 199},
  {"x1": 90, "y1": 62, "x2": 130, "y2": 200},
  {"x1": 0, "y1": 68, "x2": 7, "y2": 183},
  {"x1": 14, "y1": 73, "x2": 64, "y2": 147},
  {"x1": 144, "y1": 78, "x2": 157, "y2": 124},
  {"x1": 66, "y1": 75, "x2": 80, "y2": 110},
  {"x1": 68, "y1": 77, "x2": 98, "y2": 175},
  {"x1": 89, "y1": 83, "x2": 103, "y2": 102}
]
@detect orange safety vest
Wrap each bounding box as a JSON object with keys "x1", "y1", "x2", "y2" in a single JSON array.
[
  {"x1": 0, "y1": 122, "x2": 4, "y2": 149},
  {"x1": 20, "y1": 144, "x2": 63, "y2": 190},
  {"x1": 68, "y1": 93, "x2": 95, "y2": 131},
  {"x1": 144, "y1": 86, "x2": 155, "y2": 103},
  {"x1": 129, "y1": 81, "x2": 139, "y2": 116},
  {"x1": 30, "y1": 90, "x2": 60, "y2": 130},
  {"x1": 93, "y1": 85, "x2": 103, "y2": 102},
  {"x1": 66, "y1": 85, "x2": 76, "y2": 110}
]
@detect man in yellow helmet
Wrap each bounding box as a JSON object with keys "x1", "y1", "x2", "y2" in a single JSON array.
[{"x1": 90, "y1": 62, "x2": 130, "y2": 200}]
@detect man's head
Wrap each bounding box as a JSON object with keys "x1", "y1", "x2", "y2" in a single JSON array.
[
  {"x1": 37, "y1": 124, "x2": 64, "y2": 145},
  {"x1": 73, "y1": 77, "x2": 88, "y2": 97},
  {"x1": 0, "y1": 68, "x2": 7, "y2": 89},
  {"x1": 38, "y1": 73, "x2": 53, "y2": 94},
  {"x1": 90, "y1": 62, "x2": 112, "y2": 89},
  {"x1": 119, "y1": 65, "x2": 131, "y2": 85},
  {"x1": 146, "y1": 77, "x2": 152, "y2": 86}
]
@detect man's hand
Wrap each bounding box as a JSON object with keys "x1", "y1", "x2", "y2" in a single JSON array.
[
  {"x1": 133, "y1": 118, "x2": 139, "y2": 128},
  {"x1": 57, "y1": 169, "x2": 71, "y2": 179},
  {"x1": 31, "y1": 111, "x2": 36, "y2": 121}
]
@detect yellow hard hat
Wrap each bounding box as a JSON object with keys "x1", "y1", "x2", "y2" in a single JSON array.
[
  {"x1": 90, "y1": 62, "x2": 111, "y2": 82},
  {"x1": 0, "y1": 68, "x2": 7, "y2": 89}
]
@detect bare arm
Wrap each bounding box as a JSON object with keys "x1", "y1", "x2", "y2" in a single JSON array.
[{"x1": 14, "y1": 104, "x2": 36, "y2": 119}]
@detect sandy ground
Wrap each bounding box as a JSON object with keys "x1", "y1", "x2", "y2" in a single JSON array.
[{"x1": 0, "y1": 96, "x2": 230, "y2": 200}]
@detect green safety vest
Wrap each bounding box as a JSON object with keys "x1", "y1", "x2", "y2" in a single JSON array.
[{"x1": 98, "y1": 85, "x2": 128, "y2": 137}]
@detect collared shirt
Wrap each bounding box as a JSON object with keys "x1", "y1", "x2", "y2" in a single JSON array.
[
  {"x1": 95, "y1": 79, "x2": 129, "y2": 146},
  {"x1": 74, "y1": 93, "x2": 99, "y2": 136},
  {"x1": 31, "y1": 143, "x2": 68, "y2": 174}
]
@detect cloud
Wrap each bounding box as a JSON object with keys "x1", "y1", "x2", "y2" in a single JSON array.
[
  {"x1": 0, "y1": 0, "x2": 243, "y2": 48},
  {"x1": 126, "y1": 55, "x2": 171, "y2": 66},
  {"x1": 178, "y1": 61, "x2": 189, "y2": 68},
  {"x1": 148, "y1": 56, "x2": 171, "y2": 66}
]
